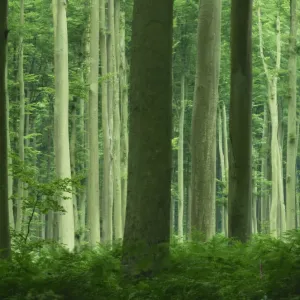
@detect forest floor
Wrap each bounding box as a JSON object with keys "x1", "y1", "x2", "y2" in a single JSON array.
[{"x1": 1, "y1": 232, "x2": 300, "y2": 300}]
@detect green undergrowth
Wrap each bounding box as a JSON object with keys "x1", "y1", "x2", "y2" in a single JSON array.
[{"x1": 2, "y1": 231, "x2": 300, "y2": 300}]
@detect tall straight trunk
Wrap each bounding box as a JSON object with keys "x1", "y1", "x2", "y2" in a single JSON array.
[
  {"x1": 79, "y1": 90, "x2": 86, "y2": 243},
  {"x1": 178, "y1": 74, "x2": 185, "y2": 240},
  {"x1": 122, "y1": 0, "x2": 173, "y2": 277},
  {"x1": 16, "y1": 0, "x2": 25, "y2": 232},
  {"x1": 222, "y1": 103, "x2": 228, "y2": 235},
  {"x1": 252, "y1": 167, "x2": 257, "y2": 233},
  {"x1": 5, "y1": 50, "x2": 14, "y2": 229},
  {"x1": 107, "y1": 0, "x2": 114, "y2": 243},
  {"x1": 228, "y1": 0, "x2": 252, "y2": 242},
  {"x1": 53, "y1": 0, "x2": 75, "y2": 250},
  {"x1": 100, "y1": 0, "x2": 110, "y2": 242},
  {"x1": 112, "y1": 0, "x2": 122, "y2": 239},
  {"x1": 120, "y1": 11, "x2": 128, "y2": 231},
  {"x1": 218, "y1": 108, "x2": 226, "y2": 234},
  {"x1": 260, "y1": 104, "x2": 269, "y2": 233},
  {"x1": 70, "y1": 101, "x2": 79, "y2": 246},
  {"x1": 191, "y1": 0, "x2": 221, "y2": 241},
  {"x1": 0, "y1": 0, "x2": 11, "y2": 258},
  {"x1": 286, "y1": 0, "x2": 297, "y2": 230},
  {"x1": 258, "y1": 5, "x2": 285, "y2": 237},
  {"x1": 87, "y1": 0, "x2": 100, "y2": 246}
]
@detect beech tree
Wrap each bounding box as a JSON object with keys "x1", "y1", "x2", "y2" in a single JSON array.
[
  {"x1": 0, "y1": 0, "x2": 11, "y2": 259},
  {"x1": 228, "y1": 0, "x2": 252, "y2": 242},
  {"x1": 191, "y1": 0, "x2": 222, "y2": 241},
  {"x1": 122, "y1": 0, "x2": 173, "y2": 277},
  {"x1": 87, "y1": 0, "x2": 100, "y2": 246},
  {"x1": 53, "y1": 0, "x2": 75, "y2": 250}
]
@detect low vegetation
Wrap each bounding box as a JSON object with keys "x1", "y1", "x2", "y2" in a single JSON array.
[{"x1": 2, "y1": 231, "x2": 300, "y2": 300}]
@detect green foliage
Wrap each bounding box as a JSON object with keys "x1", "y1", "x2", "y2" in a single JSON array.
[{"x1": 2, "y1": 232, "x2": 300, "y2": 299}]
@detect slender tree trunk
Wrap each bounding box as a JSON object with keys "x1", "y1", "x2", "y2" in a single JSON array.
[
  {"x1": 218, "y1": 108, "x2": 226, "y2": 234},
  {"x1": 87, "y1": 0, "x2": 101, "y2": 246},
  {"x1": 107, "y1": 0, "x2": 114, "y2": 243},
  {"x1": 228, "y1": 0, "x2": 252, "y2": 242},
  {"x1": 112, "y1": 0, "x2": 122, "y2": 239},
  {"x1": 260, "y1": 104, "x2": 269, "y2": 233},
  {"x1": 222, "y1": 103, "x2": 228, "y2": 235},
  {"x1": 252, "y1": 167, "x2": 257, "y2": 234},
  {"x1": 53, "y1": 0, "x2": 75, "y2": 250},
  {"x1": 258, "y1": 5, "x2": 285, "y2": 237},
  {"x1": 122, "y1": 0, "x2": 173, "y2": 277},
  {"x1": 5, "y1": 49, "x2": 14, "y2": 229},
  {"x1": 0, "y1": 0, "x2": 11, "y2": 259},
  {"x1": 100, "y1": 0, "x2": 110, "y2": 243},
  {"x1": 120, "y1": 11, "x2": 128, "y2": 232},
  {"x1": 16, "y1": 0, "x2": 25, "y2": 232},
  {"x1": 191, "y1": 0, "x2": 221, "y2": 241},
  {"x1": 286, "y1": 0, "x2": 297, "y2": 231},
  {"x1": 178, "y1": 74, "x2": 185, "y2": 241}
]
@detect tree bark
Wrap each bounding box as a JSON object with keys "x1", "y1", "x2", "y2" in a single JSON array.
[
  {"x1": 100, "y1": 0, "x2": 110, "y2": 243},
  {"x1": 122, "y1": 0, "x2": 173, "y2": 277},
  {"x1": 87, "y1": 0, "x2": 101, "y2": 246},
  {"x1": 228, "y1": 0, "x2": 252, "y2": 242},
  {"x1": 16, "y1": 0, "x2": 25, "y2": 232},
  {"x1": 178, "y1": 74, "x2": 185, "y2": 241},
  {"x1": 191, "y1": 0, "x2": 221, "y2": 241},
  {"x1": 286, "y1": 0, "x2": 297, "y2": 230},
  {"x1": 53, "y1": 0, "x2": 75, "y2": 250},
  {"x1": 0, "y1": 0, "x2": 11, "y2": 259}
]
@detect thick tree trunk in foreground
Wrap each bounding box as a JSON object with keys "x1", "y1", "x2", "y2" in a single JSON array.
[
  {"x1": 228, "y1": 0, "x2": 252, "y2": 242},
  {"x1": 191, "y1": 0, "x2": 221, "y2": 241},
  {"x1": 0, "y1": 0, "x2": 11, "y2": 259},
  {"x1": 122, "y1": 0, "x2": 173, "y2": 277}
]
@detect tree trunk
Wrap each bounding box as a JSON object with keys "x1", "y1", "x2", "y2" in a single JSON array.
[
  {"x1": 120, "y1": 11, "x2": 128, "y2": 232},
  {"x1": 100, "y1": 0, "x2": 110, "y2": 243},
  {"x1": 122, "y1": 0, "x2": 173, "y2": 277},
  {"x1": 0, "y1": 0, "x2": 11, "y2": 259},
  {"x1": 87, "y1": 0, "x2": 101, "y2": 246},
  {"x1": 257, "y1": 5, "x2": 285, "y2": 237},
  {"x1": 177, "y1": 74, "x2": 185, "y2": 241},
  {"x1": 53, "y1": 0, "x2": 75, "y2": 250},
  {"x1": 107, "y1": 0, "x2": 114, "y2": 244},
  {"x1": 228, "y1": 0, "x2": 252, "y2": 242},
  {"x1": 260, "y1": 104, "x2": 269, "y2": 233},
  {"x1": 16, "y1": 0, "x2": 25, "y2": 232},
  {"x1": 112, "y1": 0, "x2": 122, "y2": 240},
  {"x1": 222, "y1": 103, "x2": 228, "y2": 235},
  {"x1": 191, "y1": 0, "x2": 221, "y2": 241},
  {"x1": 286, "y1": 0, "x2": 297, "y2": 230},
  {"x1": 5, "y1": 48, "x2": 14, "y2": 229},
  {"x1": 218, "y1": 108, "x2": 226, "y2": 235}
]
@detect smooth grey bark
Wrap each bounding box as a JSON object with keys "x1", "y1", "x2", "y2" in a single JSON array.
[
  {"x1": 0, "y1": 0, "x2": 11, "y2": 259},
  {"x1": 191, "y1": 0, "x2": 221, "y2": 241},
  {"x1": 53, "y1": 0, "x2": 75, "y2": 250},
  {"x1": 228, "y1": 0, "x2": 252, "y2": 242},
  {"x1": 87, "y1": 0, "x2": 101, "y2": 246},
  {"x1": 122, "y1": 0, "x2": 173, "y2": 277},
  {"x1": 107, "y1": 0, "x2": 114, "y2": 244}
]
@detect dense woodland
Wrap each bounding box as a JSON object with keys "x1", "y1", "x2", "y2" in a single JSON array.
[{"x1": 0, "y1": 0, "x2": 300, "y2": 299}]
